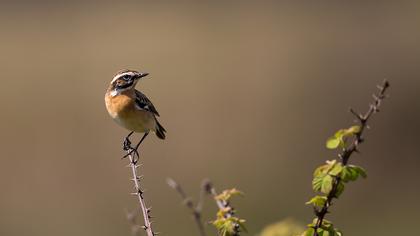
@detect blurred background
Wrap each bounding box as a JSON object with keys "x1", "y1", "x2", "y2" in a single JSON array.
[{"x1": 1, "y1": 1, "x2": 419, "y2": 235}]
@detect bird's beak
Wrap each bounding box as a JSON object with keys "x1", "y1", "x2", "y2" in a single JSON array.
[{"x1": 134, "y1": 72, "x2": 149, "y2": 80}]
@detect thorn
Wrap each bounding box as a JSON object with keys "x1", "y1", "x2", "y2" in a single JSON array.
[
  {"x1": 147, "y1": 207, "x2": 152, "y2": 213},
  {"x1": 141, "y1": 225, "x2": 148, "y2": 230},
  {"x1": 134, "y1": 164, "x2": 143, "y2": 169},
  {"x1": 131, "y1": 192, "x2": 138, "y2": 196},
  {"x1": 131, "y1": 176, "x2": 142, "y2": 181}
]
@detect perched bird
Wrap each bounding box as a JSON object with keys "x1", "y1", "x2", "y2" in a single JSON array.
[{"x1": 105, "y1": 70, "x2": 166, "y2": 152}]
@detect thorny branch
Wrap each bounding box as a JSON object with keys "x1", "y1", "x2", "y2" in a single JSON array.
[
  {"x1": 167, "y1": 178, "x2": 207, "y2": 236},
  {"x1": 312, "y1": 80, "x2": 390, "y2": 236},
  {"x1": 124, "y1": 139, "x2": 156, "y2": 236}
]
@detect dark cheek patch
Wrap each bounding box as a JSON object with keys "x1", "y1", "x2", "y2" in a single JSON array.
[{"x1": 116, "y1": 81, "x2": 133, "y2": 89}]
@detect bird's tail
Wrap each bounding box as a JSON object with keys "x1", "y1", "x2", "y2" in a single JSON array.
[{"x1": 155, "y1": 119, "x2": 166, "y2": 140}]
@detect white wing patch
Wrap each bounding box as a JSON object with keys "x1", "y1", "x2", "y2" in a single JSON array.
[{"x1": 135, "y1": 103, "x2": 150, "y2": 111}]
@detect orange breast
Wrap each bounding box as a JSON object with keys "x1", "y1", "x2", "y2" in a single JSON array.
[{"x1": 105, "y1": 90, "x2": 156, "y2": 132}]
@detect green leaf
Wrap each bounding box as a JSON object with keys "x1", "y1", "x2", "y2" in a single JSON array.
[
  {"x1": 347, "y1": 125, "x2": 361, "y2": 134},
  {"x1": 341, "y1": 165, "x2": 367, "y2": 182},
  {"x1": 306, "y1": 195, "x2": 328, "y2": 207},
  {"x1": 335, "y1": 229, "x2": 343, "y2": 236},
  {"x1": 302, "y1": 227, "x2": 314, "y2": 236},
  {"x1": 341, "y1": 166, "x2": 358, "y2": 182},
  {"x1": 301, "y1": 219, "x2": 342, "y2": 236},
  {"x1": 318, "y1": 229, "x2": 330, "y2": 236},
  {"x1": 215, "y1": 217, "x2": 246, "y2": 236},
  {"x1": 334, "y1": 129, "x2": 347, "y2": 138},
  {"x1": 215, "y1": 188, "x2": 243, "y2": 202},
  {"x1": 320, "y1": 219, "x2": 333, "y2": 230},
  {"x1": 317, "y1": 219, "x2": 342, "y2": 236},
  {"x1": 329, "y1": 163, "x2": 343, "y2": 176},
  {"x1": 326, "y1": 125, "x2": 361, "y2": 150},
  {"x1": 312, "y1": 175, "x2": 325, "y2": 192},
  {"x1": 321, "y1": 175, "x2": 334, "y2": 194},
  {"x1": 326, "y1": 137, "x2": 341, "y2": 149},
  {"x1": 314, "y1": 164, "x2": 329, "y2": 177},
  {"x1": 353, "y1": 165, "x2": 367, "y2": 178},
  {"x1": 314, "y1": 160, "x2": 338, "y2": 177},
  {"x1": 334, "y1": 181, "x2": 345, "y2": 198},
  {"x1": 213, "y1": 218, "x2": 236, "y2": 236}
]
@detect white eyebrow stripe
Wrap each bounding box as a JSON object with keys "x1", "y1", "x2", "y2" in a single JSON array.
[{"x1": 111, "y1": 72, "x2": 136, "y2": 83}]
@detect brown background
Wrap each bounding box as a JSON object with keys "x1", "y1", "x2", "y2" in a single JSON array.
[{"x1": 0, "y1": 1, "x2": 419, "y2": 236}]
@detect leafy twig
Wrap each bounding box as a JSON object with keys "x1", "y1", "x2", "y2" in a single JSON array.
[
  {"x1": 167, "y1": 178, "x2": 207, "y2": 236},
  {"x1": 310, "y1": 80, "x2": 390, "y2": 236},
  {"x1": 203, "y1": 180, "x2": 246, "y2": 236}
]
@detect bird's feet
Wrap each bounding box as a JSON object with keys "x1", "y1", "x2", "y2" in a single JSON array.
[
  {"x1": 123, "y1": 136, "x2": 132, "y2": 151},
  {"x1": 122, "y1": 147, "x2": 140, "y2": 161},
  {"x1": 122, "y1": 132, "x2": 139, "y2": 161}
]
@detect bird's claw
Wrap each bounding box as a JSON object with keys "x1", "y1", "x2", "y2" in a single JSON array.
[
  {"x1": 122, "y1": 148, "x2": 140, "y2": 160},
  {"x1": 123, "y1": 137, "x2": 132, "y2": 151}
]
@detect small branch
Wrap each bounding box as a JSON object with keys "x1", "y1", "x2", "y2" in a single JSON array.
[
  {"x1": 196, "y1": 179, "x2": 208, "y2": 213},
  {"x1": 203, "y1": 180, "x2": 241, "y2": 236},
  {"x1": 125, "y1": 143, "x2": 155, "y2": 236},
  {"x1": 312, "y1": 80, "x2": 390, "y2": 236},
  {"x1": 167, "y1": 178, "x2": 207, "y2": 236}
]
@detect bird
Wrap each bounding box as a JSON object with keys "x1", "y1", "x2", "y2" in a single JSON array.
[{"x1": 105, "y1": 69, "x2": 166, "y2": 154}]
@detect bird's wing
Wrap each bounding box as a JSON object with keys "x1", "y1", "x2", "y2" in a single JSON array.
[{"x1": 134, "y1": 90, "x2": 160, "y2": 116}]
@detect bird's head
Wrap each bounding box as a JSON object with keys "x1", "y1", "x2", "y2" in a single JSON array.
[{"x1": 109, "y1": 70, "x2": 149, "y2": 95}]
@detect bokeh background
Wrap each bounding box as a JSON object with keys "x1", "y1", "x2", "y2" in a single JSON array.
[{"x1": 1, "y1": 1, "x2": 419, "y2": 236}]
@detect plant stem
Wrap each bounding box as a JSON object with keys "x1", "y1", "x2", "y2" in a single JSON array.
[
  {"x1": 126, "y1": 149, "x2": 155, "y2": 236},
  {"x1": 167, "y1": 178, "x2": 207, "y2": 236},
  {"x1": 313, "y1": 80, "x2": 390, "y2": 236}
]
